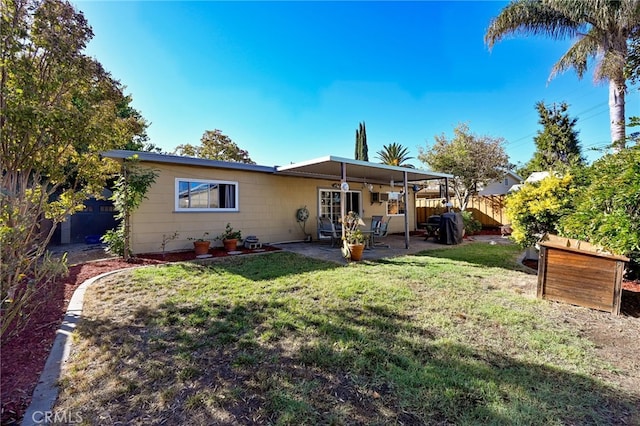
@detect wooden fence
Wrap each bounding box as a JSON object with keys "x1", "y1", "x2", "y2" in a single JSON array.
[{"x1": 416, "y1": 195, "x2": 507, "y2": 228}]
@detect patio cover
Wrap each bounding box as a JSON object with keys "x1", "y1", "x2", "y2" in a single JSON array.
[
  {"x1": 277, "y1": 156, "x2": 453, "y2": 249},
  {"x1": 276, "y1": 155, "x2": 451, "y2": 185}
]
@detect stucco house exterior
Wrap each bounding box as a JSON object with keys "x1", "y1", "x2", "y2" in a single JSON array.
[{"x1": 104, "y1": 150, "x2": 452, "y2": 254}]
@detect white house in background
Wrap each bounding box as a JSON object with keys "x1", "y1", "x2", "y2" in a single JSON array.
[
  {"x1": 415, "y1": 170, "x2": 523, "y2": 199},
  {"x1": 524, "y1": 171, "x2": 551, "y2": 183},
  {"x1": 478, "y1": 170, "x2": 523, "y2": 196},
  {"x1": 507, "y1": 171, "x2": 551, "y2": 193}
]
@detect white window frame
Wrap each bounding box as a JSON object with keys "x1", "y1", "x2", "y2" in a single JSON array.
[
  {"x1": 386, "y1": 191, "x2": 406, "y2": 217},
  {"x1": 175, "y1": 178, "x2": 239, "y2": 212}
]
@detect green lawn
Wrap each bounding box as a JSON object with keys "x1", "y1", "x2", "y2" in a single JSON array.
[{"x1": 55, "y1": 243, "x2": 638, "y2": 425}]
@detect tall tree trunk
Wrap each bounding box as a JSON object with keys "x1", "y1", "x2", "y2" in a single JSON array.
[
  {"x1": 453, "y1": 183, "x2": 470, "y2": 211},
  {"x1": 609, "y1": 77, "x2": 626, "y2": 151}
]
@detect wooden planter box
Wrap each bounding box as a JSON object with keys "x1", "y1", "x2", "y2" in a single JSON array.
[{"x1": 537, "y1": 235, "x2": 629, "y2": 315}]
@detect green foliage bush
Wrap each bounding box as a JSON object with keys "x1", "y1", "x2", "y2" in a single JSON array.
[
  {"x1": 460, "y1": 211, "x2": 482, "y2": 235},
  {"x1": 505, "y1": 174, "x2": 577, "y2": 248},
  {"x1": 101, "y1": 227, "x2": 126, "y2": 257},
  {"x1": 108, "y1": 157, "x2": 158, "y2": 260},
  {"x1": 560, "y1": 147, "x2": 640, "y2": 270},
  {"x1": 506, "y1": 146, "x2": 639, "y2": 278}
]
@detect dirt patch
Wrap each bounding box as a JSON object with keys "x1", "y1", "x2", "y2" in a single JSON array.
[
  {"x1": 0, "y1": 246, "x2": 280, "y2": 425},
  {"x1": 519, "y1": 258, "x2": 640, "y2": 401}
]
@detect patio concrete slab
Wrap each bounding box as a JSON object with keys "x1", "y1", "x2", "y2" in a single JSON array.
[{"x1": 273, "y1": 234, "x2": 510, "y2": 264}]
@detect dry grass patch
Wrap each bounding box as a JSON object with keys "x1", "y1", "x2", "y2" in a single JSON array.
[{"x1": 53, "y1": 248, "x2": 640, "y2": 425}]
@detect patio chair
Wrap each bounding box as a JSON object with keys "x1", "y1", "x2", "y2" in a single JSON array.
[
  {"x1": 317, "y1": 216, "x2": 340, "y2": 247},
  {"x1": 372, "y1": 217, "x2": 391, "y2": 248},
  {"x1": 371, "y1": 215, "x2": 383, "y2": 232}
]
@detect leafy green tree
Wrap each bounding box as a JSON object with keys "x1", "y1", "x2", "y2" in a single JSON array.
[
  {"x1": 505, "y1": 174, "x2": 577, "y2": 248},
  {"x1": 116, "y1": 95, "x2": 152, "y2": 152},
  {"x1": 418, "y1": 123, "x2": 509, "y2": 210},
  {"x1": 518, "y1": 101, "x2": 584, "y2": 179},
  {"x1": 102, "y1": 156, "x2": 158, "y2": 262},
  {"x1": 560, "y1": 146, "x2": 640, "y2": 258},
  {"x1": 485, "y1": 0, "x2": 640, "y2": 150},
  {"x1": 355, "y1": 121, "x2": 369, "y2": 161},
  {"x1": 175, "y1": 129, "x2": 255, "y2": 164},
  {"x1": 377, "y1": 142, "x2": 413, "y2": 167},
  {"x1": 0, "y1": 0, "x2": 148, "y2": 337},
  {"x1": 628, "y1": 117, "x2": 640, "y2": 147}
]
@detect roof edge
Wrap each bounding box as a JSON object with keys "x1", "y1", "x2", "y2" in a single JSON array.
[
  {"x1": 277, "y1": 154, "x2": 453, "y2": 179},
  {"x1": 102, "y1": 150, "x2": 276, "y2": 173},
  {"x1": 103, "y1": 150, "x2": 453, "y2": 181}
]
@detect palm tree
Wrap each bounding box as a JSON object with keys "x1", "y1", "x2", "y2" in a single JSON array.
[
  {"x1": 376, "y1": 143, "x2": 414, "y2": 167},
  {"x1": 485, "y1": 0, "x2": 640, "y2": 151}
]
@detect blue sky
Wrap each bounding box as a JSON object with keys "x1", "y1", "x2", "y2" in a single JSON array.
[{"x1": 73, "y1": 1, "x2": 637, "y2": 170}]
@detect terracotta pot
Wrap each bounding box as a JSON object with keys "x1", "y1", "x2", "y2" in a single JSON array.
[
  {"x1": 348, "y1": 243, "x2": 365, "y2": 261},
  {"x1": 193, "y1": 240, "x2": 211, "y2": 255},
  {"x1": 223, "y1": 238, "x2": 238, "y2": 251}
]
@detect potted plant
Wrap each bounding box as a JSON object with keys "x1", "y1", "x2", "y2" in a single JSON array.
[
  {"x1": 216, "y1": 223, "x2": 242, "y2": 251},
  {"x1": 188, "y1": 232, "x2": 210, "y2": 255},
  {"x1": 461, "y1": 211, "x2": 481, "y2": 236},
  {"x1": 341, "y1": 211, "x2": 366, "y2": 261}
]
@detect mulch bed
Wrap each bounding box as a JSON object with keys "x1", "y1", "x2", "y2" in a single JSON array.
[
  {"x1": 0, "y1": 246, "x2": 280, "y2": 425},
  {"x1": 138, "y1": 245, "x2": 280, "y2": 262}
]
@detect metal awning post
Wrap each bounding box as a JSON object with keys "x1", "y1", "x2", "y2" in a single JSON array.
[
  {"x1": 341, "y1": 162, "x2": 346, "y2": 241},
  {"x1": 403, "y1": 171, "x2": 409, "y2": 249},
  {"x1": 444, "y1": 177, "x2": 451, "y2": 212}
]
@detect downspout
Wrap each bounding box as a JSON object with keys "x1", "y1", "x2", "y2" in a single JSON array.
[{"x1": 404, "y1": 171, "x2": 409, "y2": 249}]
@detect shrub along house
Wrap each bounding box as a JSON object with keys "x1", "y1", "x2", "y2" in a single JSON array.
[{"x1": 103, "y1": 150, "x2": 452, "y2": 255}]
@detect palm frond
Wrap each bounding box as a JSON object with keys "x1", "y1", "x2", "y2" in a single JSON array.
[
  {"x1": 550, "y1": 31, "x2": 599, "y2": 80},
  {"x1": 486, "y1": 0, "x2": 640, "y2": 147},
  {"x1": 485, "y1": 0, "x2": 582, "y2": 49},
  {"x1": 376, "y1": 142, "x2": 413, "y2": 167}
]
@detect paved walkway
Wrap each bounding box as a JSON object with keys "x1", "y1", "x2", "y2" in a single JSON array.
[{"x1": 48, "y1": 242, "x2": 116, "y2": 265}]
